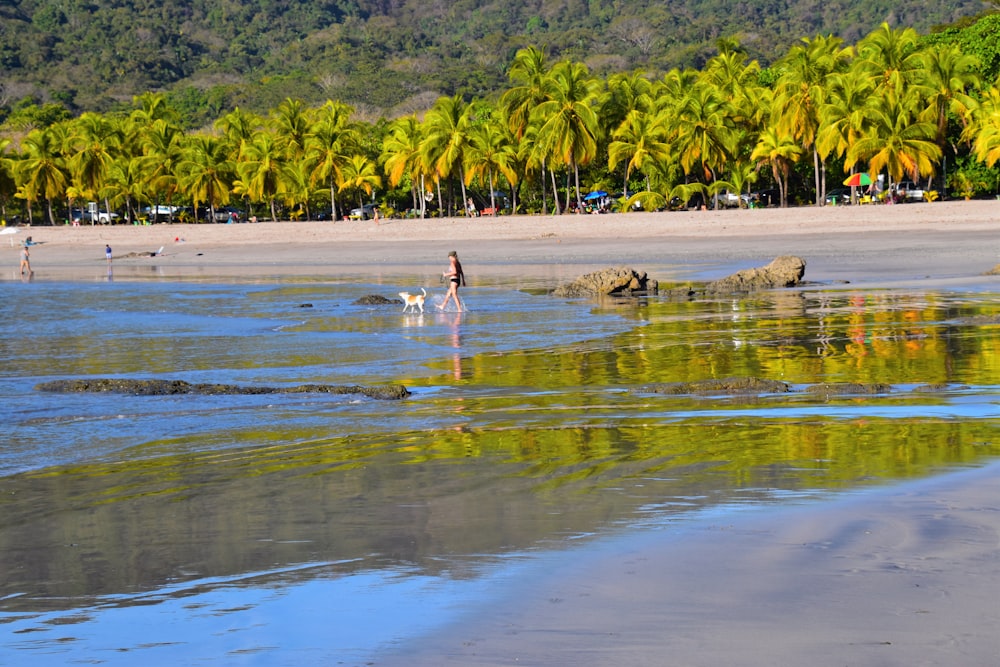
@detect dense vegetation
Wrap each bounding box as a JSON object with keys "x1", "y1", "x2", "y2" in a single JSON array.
[
  {"x1": 0, "y1": 0, "x2": 989, "y2": 124},
  {"x1": 3, "y1": 13, "x2": 1000, "y2": 224}
]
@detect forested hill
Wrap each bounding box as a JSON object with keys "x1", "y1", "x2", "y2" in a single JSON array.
[{"x1": 0, "y1": 0, "x2": 990, "y2": 125}]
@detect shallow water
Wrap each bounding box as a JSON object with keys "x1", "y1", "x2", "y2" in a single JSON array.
[{"x1": 1, "y1": 276, "x2": 999, "y2": 665}]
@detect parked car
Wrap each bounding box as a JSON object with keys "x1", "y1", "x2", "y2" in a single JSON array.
[
  {"x1": 78, "y1": 210, "x2": 119, "y2": 224},
  {"x1": 205, "y1": 206, "x2": 244, "y2": 223},
  {"x1": 894, "y1": 181, "x2": 925, "y2": 202},
  {"x1": 715, "y1": 191, "x2": 742, "y2": 208},
  {"x1": 348, "y1": 204, "x2": 377, "y2": 220},
  {"x1": 825, "y1": 188, "x2": 852, "y2": 205}
]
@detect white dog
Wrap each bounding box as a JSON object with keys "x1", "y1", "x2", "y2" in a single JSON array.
[{"x1": 399, "y1": 287, "x2": 427, "y2": 313}]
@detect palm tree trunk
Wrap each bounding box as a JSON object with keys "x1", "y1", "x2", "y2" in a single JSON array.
[
  {"x1": 458, "y1": 166, "x2": 469, "y2": 218},
  {"x1": 435, "y1": 177, "x2": 443, "y2": 218},
  {"x1": 812, "y1": 148, "x2": 821, "y2": 206},
  {"x1": 574, "y1": 161, "x2": 583, "y2": 212},
  {"x1": 488, "y1": 170, "x2": 496, "y2": 215},
  {"x1": 541, "y1": 159, "x2": 548, "y2": 216},
  {"x1": 550, "y1": 168, "x2": 561, "y2": 215},
  {"x1": 329, "y1": 178, "x2": 338, "y2": 221}
]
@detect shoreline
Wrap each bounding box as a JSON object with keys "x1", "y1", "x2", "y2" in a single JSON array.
[{"x1": 3, "y1": 199, "x2": 999, "y2": 286}]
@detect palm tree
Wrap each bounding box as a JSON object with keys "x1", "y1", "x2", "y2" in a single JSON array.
[
  {"x1": 772, "y1": 34, "x2": 851, "y2": 205},
  {"x1": 501, "y1": 46, "x2": 551, "y2": 141},
  {"x1": 464, "y1": 118, "x2": 518, "y2": 215},
  {"x1": 382, "y1": 115, "x2": 428, "y2": 217},
  {"x1": 104, "y1": 156, "x2": 145, "y2": 223},
  {"x1": 849, "y1": 89, "x2": 941, "y2": 187},
  {"x1": 67, "y1": 112, "x2": 122, "y2": 217},
  {"x1": 0, "y1": 138, "x2": 16, "y2": 221},
  {"x1": 916, "y1": 43, "x2": 980, "y2": 191},
  {"x1": 969, "y1": 87, "x2": 1000, "y2": 167},
  {"x1": 533, "y1": 60, "x2": 601, "y2": 212},
  {"x1": 216, "y1": 107, "x2": 263, "y2": 160},
  {"x1": 501, "y1": 46, "x2": 554, "y2": 215},
  {"x1": 600, "y1": 69, "x2": 655, "y2": 135},
  {"x1": 607, "y1": 109, "x2": 670, "y2": 200},
  {"x1": 662, "y1": 80, "x2": 734, "y2": 208},
  {"x1": 137, "y1": 119, "x2": 185, "y2": 220},
  {"x1": 339, "y1": 153, "x2": 382, "y2": 209},
  {"x1": 15, "y1": 126, "x2": 69, "y2": 224},
  {"x1": 237, "y1": 131, "x2": 284, "y2": 222},
  {"x1": 178, "y1": 134, "x2": 234, "y2": 222},
  {"x1": 751, "y1": 126, "x2": 803, "y2": 208},
  {"x1": 306, "y1": 100, "x2": 357, "y2": 221},
  {"x1": 419, "y1": 95, "x2": 472, "y2": 216},
  {"x1": 817, "y1": 70, "x2": 877, "y2": 176},
  {"x1": 855, "y1": 23, "x2": 924, "y2": 95},
  {"x1": 272, "y1": 98, "x2": 311, "y2": 162},
  {"x1": 131, "y1": 92, "x2": 179, "y2": 127}
]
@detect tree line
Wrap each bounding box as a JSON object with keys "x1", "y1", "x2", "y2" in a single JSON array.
[{"x1": 3, "y1": 20, "x2": 1000, "y2": 225}]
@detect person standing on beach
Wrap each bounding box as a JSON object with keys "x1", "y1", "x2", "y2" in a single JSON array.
[
  {"x1": 105, "y1": 244, "x2": 112, "y2": 264},
  {"x1": 440, "y1": 250, "x2": 466, "y2": 312},
  {"x1": 19, "y1": 242, "x2": 31, "y2": 275}
]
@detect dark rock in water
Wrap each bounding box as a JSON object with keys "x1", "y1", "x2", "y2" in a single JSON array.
[
  {"x1": 353, "y1": 294, "x2": 401, "y2": 305},
  {"x1": 297, "y1": 303, "x2": 314, "y2": 308},
  {"x1": 35, "y1": 379, "x2": 410, "y2": 400},
  {"x1": 705, "y1": 256, "x2": 806, "y2": 293},
  {"x1": 552, "y1": 266, "x2": 658, "y2": 297},
  {"x1": 805, "y1": 382, "x2": 892, "y2": 396},
  {"x1": 633, "y1": 376, "x2": 791, "y2": 395},
  {"x1": 911, "y1": 383, "x2": 969, "y2": 393}
]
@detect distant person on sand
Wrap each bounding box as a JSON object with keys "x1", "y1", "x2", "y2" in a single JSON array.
[
  {"x1": 106, "y1": 244, "x2": 112, "y2": 264},
  {"x1": 440, "y1": 250, "x2": 466, "y2": 312},
  {"x1": 19, "y1": 243, "x2": 31, "y2": 275}
]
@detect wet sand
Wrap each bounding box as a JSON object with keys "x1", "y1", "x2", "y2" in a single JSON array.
[
  {"x1": 5, "y1": 199, "x2": 1000, "y2": 665},
  {"x1": 383, "y1": 462, "x2": 1000, "y2": 666}
]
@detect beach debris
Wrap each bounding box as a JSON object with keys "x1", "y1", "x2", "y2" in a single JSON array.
[
  {"x1": 632, "y1": 376, "x2": 791, "y2": 396},
  {"x1": 552, "y1": 266, "x2": 658, "y2": 297},
  {"x1": 704, "y1": 255, "x2": 806, "y2": 293},
  {"x1": 35, "y1": 379, "x2": 410, "y2": 400},
  {"x1": 353, "y1": 294, "x2": 402, "y2": 305}
]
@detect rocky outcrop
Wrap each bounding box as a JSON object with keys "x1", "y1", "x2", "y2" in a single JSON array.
[
  {"x1": 705, "y1": 255, "x2": 806, "y2": 293},
  {"x1": 633, "y1": 376, "x2": 791, "y2": 395},
  {"x1": 353, "y1": 294, "x2": 401, "y2": 305},
  {"x1": 35, "y1": 379, "x2": 410, "y2": 400},
  {"x1": 552, "y1": 266, "x2": 658, "y2": 297},
  {"x1": 805, "y1": 382, "x2": 892, "y2": 396}
]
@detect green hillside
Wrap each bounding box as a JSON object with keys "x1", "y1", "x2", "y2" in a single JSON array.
[{"x1": 0, "y1": 0, "x2": 989, "y2": 124}]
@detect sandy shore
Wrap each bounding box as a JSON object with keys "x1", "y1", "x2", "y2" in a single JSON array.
[
  {"x1": 7, "y1": 200, "x2": 1000, "y2": 664},
  {"x1": 384, "y1": 461, "x2": 1000, "y2": 666},
  {"x1": 4, "y1": 198, "x2": 1000, "y2": 286}
]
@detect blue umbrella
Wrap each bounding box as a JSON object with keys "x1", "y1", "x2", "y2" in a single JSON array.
[{"x1": 584, "y1": 190, "x2": 608, "y2": 200}]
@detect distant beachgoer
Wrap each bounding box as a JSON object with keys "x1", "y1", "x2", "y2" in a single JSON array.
[
  {"x1": 440, "y1": 250, "x2": 466, "y2": 312},
  {"x1": 20, "y1": 243, "x2": 31, "y2": 274},
  {"x1": 106, "y1": 244, "x2": 112, "y2": 264},
  {"x1": 373, "y1": 207, "x2": 380, "y2": 225}
]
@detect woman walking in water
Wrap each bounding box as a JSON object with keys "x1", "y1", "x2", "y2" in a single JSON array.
[{"x1": 440, "y1": 250, "x2": 466, "y2": 312}]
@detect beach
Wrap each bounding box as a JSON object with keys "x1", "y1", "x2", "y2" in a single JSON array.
[
  {"x1": 5, "y1": 198, "x2": 1000, "y2": 285},
  {"x1": 3, "y1": 199, "x2": 1000, "y2": 666}
]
